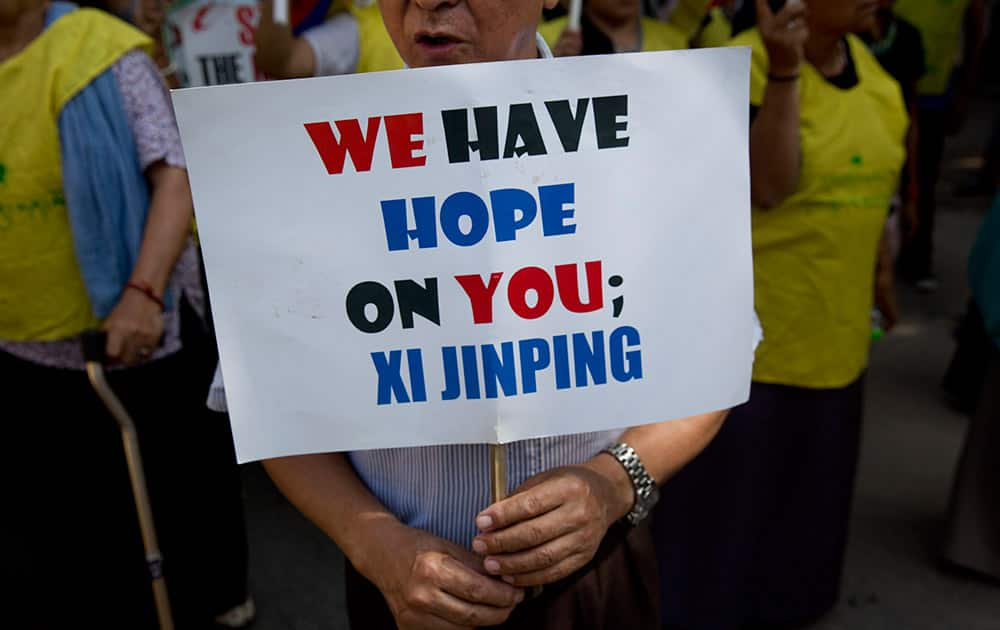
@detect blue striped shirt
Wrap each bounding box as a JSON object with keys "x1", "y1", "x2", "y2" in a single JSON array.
[{"x1": 349, "y1": 431, "x2": 622, "y2": 547}]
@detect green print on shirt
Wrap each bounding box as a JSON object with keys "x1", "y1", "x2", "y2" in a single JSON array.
[
  {"x1": 0, "y1": 193, "x2": 66, "y2": 230},
  {"x1": 850, "y1": 154, "x2": 864, "y2": 166},
  {"x1": 0, "y1": 163, "x2": 6, "y2": 184}
]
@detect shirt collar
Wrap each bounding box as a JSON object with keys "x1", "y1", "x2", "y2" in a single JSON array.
[{"x1": 535, "y1": 32, "x2": 554, "y2": 59}]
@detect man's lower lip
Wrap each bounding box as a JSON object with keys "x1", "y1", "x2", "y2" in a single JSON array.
[{"x1": 417, "y1": 40, "x2": 459, "y2": 52}]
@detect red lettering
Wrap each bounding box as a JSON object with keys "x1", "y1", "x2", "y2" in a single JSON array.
[
  {"x1": 384, "y1": 113, "x2": 427, "y2": 169},
  {"x1": 236, "y1": 5, "x2": 256, "y2": 46},
  {"x1": 167, "y1": 23, "x2": 182, "y2": 49},
  {"x1": 555, "y1": 261, "x2": 603, "y2": 313},
  {"x1": 455, "y1": 273, "x2": 503, "y2": 324},
  {"x1": 304, "y1": 117, "x2": 381, "y2": 174},
  {"x1": 192, "y1": 5, "x2": 210, "y2": 31},
  {"x1": 508, "y1": 267, "x2": 554, "y2": 320}
]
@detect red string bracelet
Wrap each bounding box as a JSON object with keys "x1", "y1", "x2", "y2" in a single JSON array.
[{"x1": 125, "y1": 281, "x2": 165, "y2": 311}]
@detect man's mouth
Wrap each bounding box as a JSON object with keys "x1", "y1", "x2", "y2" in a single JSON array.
[{"x1": 416, "y1": 33, "x2": 461, "y2": 48}]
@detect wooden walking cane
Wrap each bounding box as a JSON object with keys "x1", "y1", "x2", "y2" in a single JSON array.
[{"x1": 83, "y1": 331, "x2": 175, "y2": 630}]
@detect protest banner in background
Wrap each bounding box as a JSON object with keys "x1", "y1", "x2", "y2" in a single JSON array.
[
  {"x1": 172, "y1": 48, "x2": 755, "y2": 463},
  {"x1": 165, "y1": 0, "x2": 265, "y2": 87}
]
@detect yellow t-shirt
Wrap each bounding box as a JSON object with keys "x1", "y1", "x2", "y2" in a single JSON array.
[
  {"x1": 667, "y1": 0, "x2": 712, "y2": 41},
  {"x1": 0, "y1": 9, "x2": 151, "y2": 342},
  {"x1": 693, "y1": 8, "x2": 732, "y2": 49},
  {"x1": 349, "y1": 1, "x2": 404, "y2": 73},
  {"x1": 731, "y1": 29, "x2": 908, "y2": 389},
  {"x1": 539, "y1": 16, "x2": 687, "y2": 52},
  {"x1": 895, "y1": 0, "x2": 971, "y2": 96}
]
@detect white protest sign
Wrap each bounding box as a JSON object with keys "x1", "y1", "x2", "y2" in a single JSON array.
[
  {"x1": 166, "y1": 0, "x2": 264, "y2": 87},
  {"x1": 172, "y1": 48, "x2": 754, "y2": 463}
]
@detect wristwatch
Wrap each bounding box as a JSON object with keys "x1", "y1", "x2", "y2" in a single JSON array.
[{"x1": 604, "y1": 443, "x2": 660, "y2": 526}]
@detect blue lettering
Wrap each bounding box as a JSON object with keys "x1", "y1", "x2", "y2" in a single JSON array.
[
  {"x1": 490, "y1": 188, "x2": 538, "y2": 242},
  {"x1": 461, "y1": 345, "x2": 481, "y2": 399},
  {"x1": 539, "y1": 183, "x2": 576, "y2": 237},
  {"x1": 518, "y1": 338, "x2": 550, "y2": 394},
  {"x1": 440, "y1": 192, "x2": 490, "y2": 246},
  {"x1": 610, "y1": 326, "x2": 643, "y2": 381},
  {"x1": 552, "y1": 334, "x2": 571, "y2": 390},
  {"x1": 371, "y1": 350, "x2": 410, "y2": 405},
  {"x1": 572, "y1": 331, "x2": 607, "y2": 386},
  {"x1": 482, "y1": 341, "x2": 517, "y2": 398},
  {"x1": 440, "y1": 346, "x2": 461, "y2": 400},
  {"x1": 380, "y1": 196, "x2": 438, "y2": 251},
  {"x1": 406, "y1": 349, "x2": 427, "y2": 402}
]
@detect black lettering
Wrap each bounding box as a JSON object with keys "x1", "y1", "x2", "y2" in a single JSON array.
[
  {"x1": 346, "y1": 281, "x2": 395, "y2": 333},
  {"x1": 197, "y1": 56, "x2": 213, "y2": 85},
  {"x1": 442, "y1": 107, "x2": 499, "y2": 163},
  {"x1": 593, "y1": 95, "x2": 629, "y2": 149},
  {"x1": 503, "y1": 103, "x2": 547, "y2": 158},
  {"x1": 545, "y1": 98, "x2": 590, "y2": 152},
  {"x1": 393, "y1": 278, "x2": 440, "y2": 329}
]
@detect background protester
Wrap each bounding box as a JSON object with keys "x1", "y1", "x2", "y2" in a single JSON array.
[
  {"x1": 541, "y1": 0, "x2": 688, "y2": 56},
  {"x1": 862, "y1": 0, "x2": 925, "y2": 249},
  {"x1": 942, "y1": 192, "x2": 1000, "y2": 581},
  {"x1": 255, "y1": 0, "x2": 402, "y2": 78},
  {"x1": 2, "y1": 1, "x2": 251, "y2": 626},
  {"x1": 894, "y1": 0, "x2": 987, "y2": 291},
  {"x1": 655, "y1": 0, "x2": 909, "y2": 628},
  {"x1": 662, "y1": 0, "x2": 711, "y2": 40},
  {"x1": 689, "y1": 0, "x2": 738, "y2": 48}
]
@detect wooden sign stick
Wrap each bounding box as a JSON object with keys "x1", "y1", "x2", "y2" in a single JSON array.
[{"x1": 490, "y1": 443, "x2": 507, "y2": 502}]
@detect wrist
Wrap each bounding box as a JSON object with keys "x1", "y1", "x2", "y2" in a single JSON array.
[
  {"x1": 125, "y1": 280, "x2": 165, "y2": 311},
  {"x1": 583, "y1": 453, "x2": 634, "y2": 525},
  {"x1": 768, "y1": 58, "x2": 800, "y2": 75},
  {"x1": 348, "y1": 514, "x2": 412, "y2": 587},
  {"x1": 767, "y1": 71, "x2": 800, "y2": 83}
]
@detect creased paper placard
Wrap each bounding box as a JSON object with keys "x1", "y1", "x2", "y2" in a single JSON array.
[{"x1": 172, "y1": 47, "x2": 754, "y2": 462}]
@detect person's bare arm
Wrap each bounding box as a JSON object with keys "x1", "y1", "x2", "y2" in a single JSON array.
[
  {"x1": 103, "y1": 163, "x2": 192, "y2": 363},
  {"x1": 750, "y1": 82, "x2": 801, "y2": 208},
  {"x1": 875, "y1": 226, "x2": 898, "y2": 331},
  {"x1": 749, "y1": 0, "x2": 808, "y2": 208},
  {"x1": 255, "y1": 0, "x2": 318, "y2": 78},
  {"x1": 263, "y1": 453, "x2": 523, "y2": 629},
  {"x1": 472, "y1": 410, "x2": 727, "y2": 587}
]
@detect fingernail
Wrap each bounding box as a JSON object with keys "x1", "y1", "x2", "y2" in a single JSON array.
[
  {"x1": 503, "y1": 576, "x2": 517, "y2": 585},
  {"x1": 476, "y1": 515, "x2": 493, "y2": 530},
  {"x1": 514, "y1": 589, "x2": 525, "y2": 602},
  {"x1": 484, "y1": 558, "x2": 500, "y2": 573},
  {"x1": 472, "y1": 539, "x2": 487, "y2": 554}
]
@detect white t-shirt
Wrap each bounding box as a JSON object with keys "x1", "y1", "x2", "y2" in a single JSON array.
[{"x1": 301, "y1": 11, "x2": 360, "y2": 76}]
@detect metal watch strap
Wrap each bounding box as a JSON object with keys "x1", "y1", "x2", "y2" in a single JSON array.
[{"x1": 604, "y1": 442, "x2": 660, "y2": 526}]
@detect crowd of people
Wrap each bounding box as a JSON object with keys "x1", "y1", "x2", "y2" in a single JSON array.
[{"x1": 3, "y1": 0, "x2": 998, "y2": 628}]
